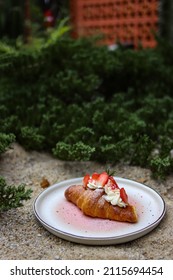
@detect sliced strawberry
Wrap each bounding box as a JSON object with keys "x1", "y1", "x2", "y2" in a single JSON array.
[
  {"x1": 98, "y1": 172, "x2": 109, "y2": 186},
  {"x1": 91, "y1": 172, "x2": 100, "y2": 180},
  {"x1": 83, "y1": 174, "x2": 90, "y2": 188},
  {"x1": 120, "y1": 188, "x2": 128, "y2": 203},
  {"x1": 109, "y1": 176, "x2": 119, "y2": 189}
]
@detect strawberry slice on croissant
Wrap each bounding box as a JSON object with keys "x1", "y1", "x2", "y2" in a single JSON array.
[{"x1": 65, "y1": 172, "x2": 138, "y2": 223}]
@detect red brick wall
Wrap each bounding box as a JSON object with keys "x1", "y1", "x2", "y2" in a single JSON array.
[{"x1": 70, "y1": 0, "x2": 159, "y2": 48}]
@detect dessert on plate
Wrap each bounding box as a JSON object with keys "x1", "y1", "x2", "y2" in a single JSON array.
[{"x1": 65, "y1": 171, "x2": 138, "y2": 223}]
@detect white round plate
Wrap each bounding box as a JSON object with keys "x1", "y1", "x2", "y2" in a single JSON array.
[{"x1": 33, "y1": 177, "x2": 166, "y2": 245}]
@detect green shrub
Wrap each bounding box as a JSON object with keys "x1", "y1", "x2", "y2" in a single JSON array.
[
  {"x1": 0, "y1": 176, "x2": 32, "y2": 212},
  {"x1": 149, "y1": 156, "x2": 172, "y2": 180},
  {"x1": 53, "y1": 141, "x2": 95, "y2": 161},
  {"x1": 0, "y1": 133, "x2": 15, "y2": 155},
  {"x1": 1, "y1": 37, "x2": 173, "y2": 179},
  {"x1": 19, "y1": 126, "x2": 45, "y2": 150}
]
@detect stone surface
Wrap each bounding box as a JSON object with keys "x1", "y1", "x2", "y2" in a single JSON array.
[{"x1": 0, "y1": 143, "x2": 173, "y2": 260}]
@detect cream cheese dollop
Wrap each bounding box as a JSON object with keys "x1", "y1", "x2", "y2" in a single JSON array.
[{"x1": 103, "y1": 184, "x2": 127, "y2": 208}]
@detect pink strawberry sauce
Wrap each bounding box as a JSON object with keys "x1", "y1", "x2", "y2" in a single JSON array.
[{"x1": 54, "y1": 197, "x2": 142, "y2": 235}]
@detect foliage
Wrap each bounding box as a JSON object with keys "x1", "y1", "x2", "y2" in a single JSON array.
[
  {"x1": 0, "y1": 0, "x2": 24, "y2": 39},
  {"x1": 150, "y1": 156, "x2": 172, "y2": 180},
  {"x1": 0, "y1": 176, "x2": 32, "y2": 212},
  {"x1": 1, "y1": 36, "x2": 173, "y2": 179},
  {"x1": 45, "y1": 17, "x2": 71, "y2": 46},
  {"x1": 53, "y1": 141, "x2": 95, "y2": 161},
  {"x1": 0, "y1": 133, "x2": 15, "y2": 155},
  {"x1": 0, "y1": 0, "x2": 69, "y2": 42}
]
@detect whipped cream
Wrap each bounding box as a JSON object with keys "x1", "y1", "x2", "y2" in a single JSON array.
[
  {"x1": 86, "y1": 176, "x2": 127, "y2": 208},
  {"x1": 103, "y1": 184, "x2": 127, "y2": 208},
  {"x1": 87, "y1": 179, "x2": 103, "y2": 189}
]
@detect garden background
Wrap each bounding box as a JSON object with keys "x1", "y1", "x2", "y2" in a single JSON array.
[{"x1": 0, "y1": 0, "x2": 173, "y2": 259}]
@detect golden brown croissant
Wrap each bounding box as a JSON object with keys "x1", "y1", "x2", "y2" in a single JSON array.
[{"x1": 65, "y1": 185, "x2": 138, "y2": 223}]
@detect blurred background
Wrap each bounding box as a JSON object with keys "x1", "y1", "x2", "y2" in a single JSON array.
[
  {"x1": 0, "y1": 0, "x2": 173, "y2": 47},
  {"x1": 1, "y1": 1, "x2": 173, "y2": 182},
  {"x1": 0, "y1": 0, "x2": 69, "y2": 43}
]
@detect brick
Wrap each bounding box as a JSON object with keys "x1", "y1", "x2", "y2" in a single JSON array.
[{"x1": 70, "y1": 0, "x2": 159, "y2": 48}]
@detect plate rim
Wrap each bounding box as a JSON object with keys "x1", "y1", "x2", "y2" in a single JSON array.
[{"x1": 33, "y1": 177, "x2": 166, "y2": 244}]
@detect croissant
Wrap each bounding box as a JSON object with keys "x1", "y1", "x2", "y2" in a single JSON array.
[{"x1": 65, "y1": 185, "x2": 138, "y2": 223}]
